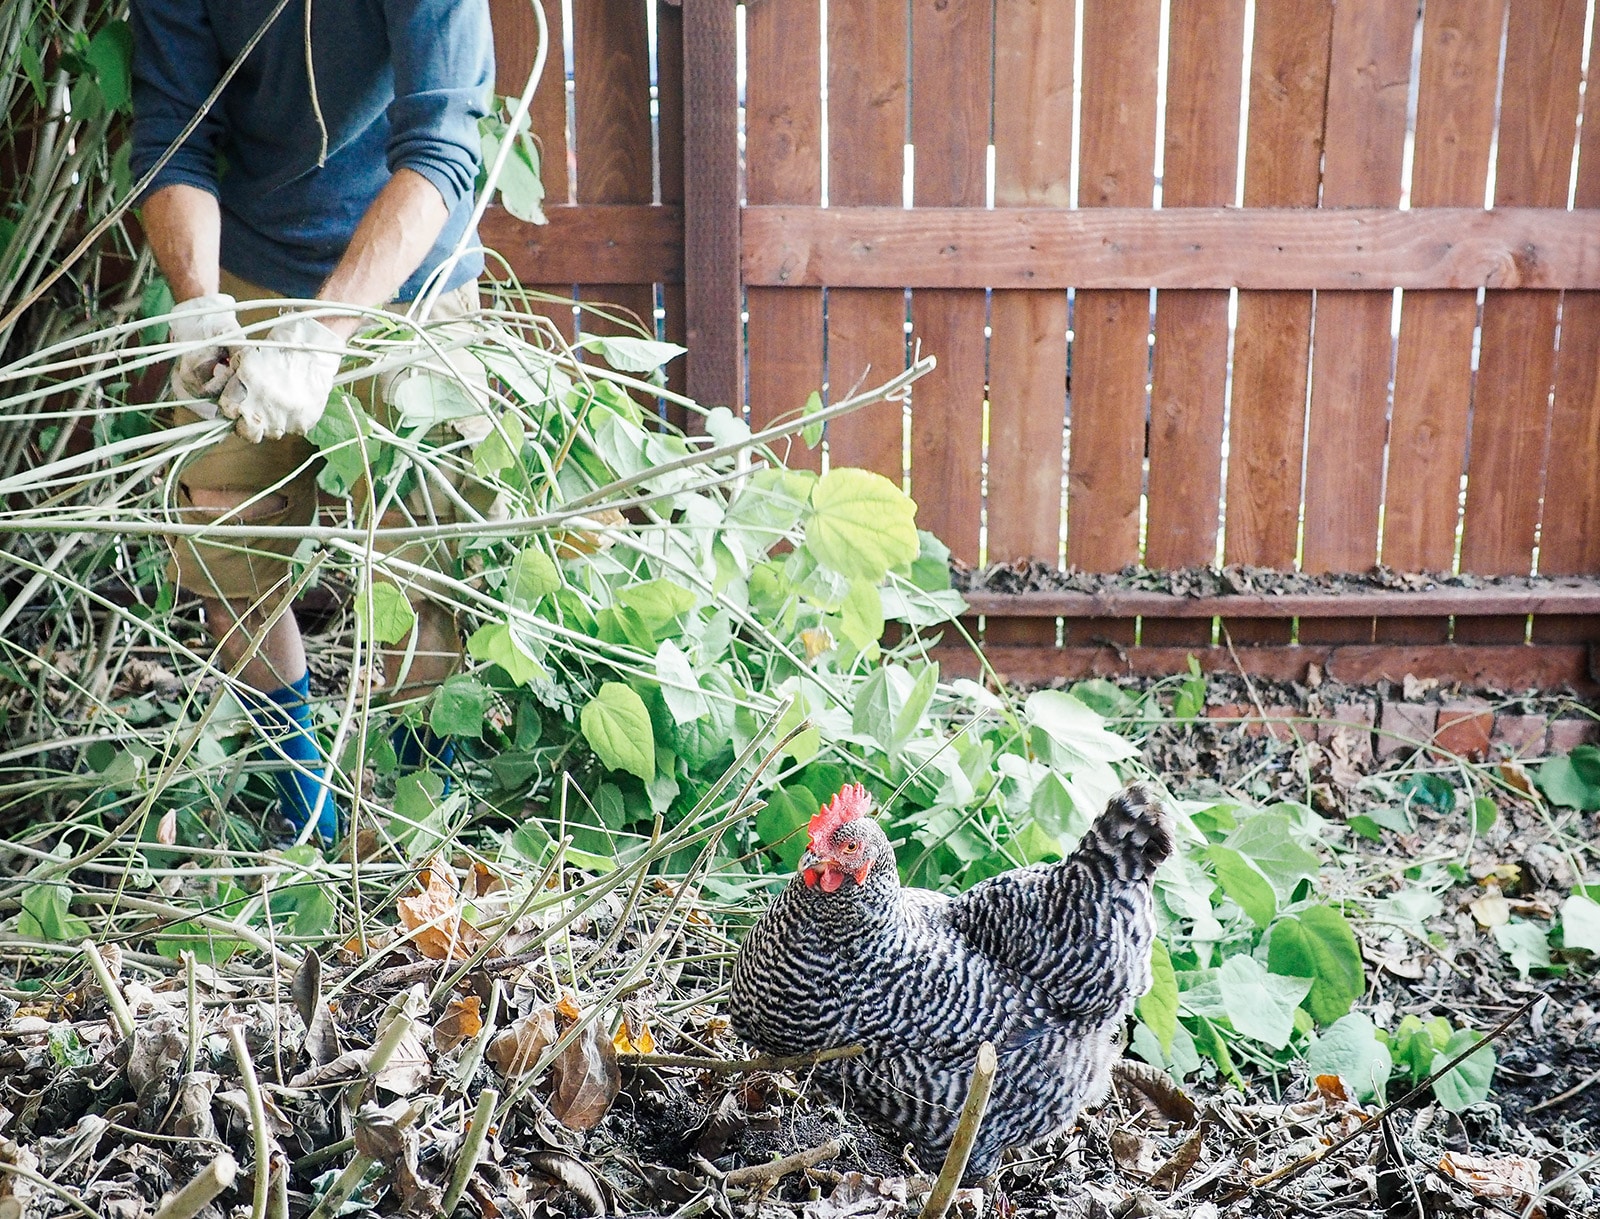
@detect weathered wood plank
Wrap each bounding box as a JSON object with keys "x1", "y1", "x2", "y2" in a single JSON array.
[
  {"x1": 656, "y1": 0, "x2": 688, "y2": 415},
  {"x1": 1142, "y1": 0, "x2": 1245, "y2": 647},
  {"x1": 986, "y1": 0, "x2": 1073, "y2": 594},
  {"x1": 741, "y1": 206, "x2": 1600, "y2": 290},
  {"x1": 682, "y1": 0, "x2": 741, "y2": 410},
  {"x1": 571, "y1": 0, "x2": 657, "y2": 364},
  {"x1": 1066, "y1": 0, "x2": 1159, "y2": 595},
  {"x1": 1223, "y1": 0, "x2": 1334, "y2": 645},
  {"x1": 479, "y1": 205, "x2": 682, "y2": 285},
  {"x1": 960, "y1": 586, "x2": 1600, "y2": 618},
  {"x1": 824, "y1": 0, "x2": 909, "y2": 482},
  {"x1": 745, "y1": 0, "x2": 824, "y2": 470},
  {"x1": 930, "y1": 641, "x2": 1598, "y2": 694},
  {"x1": 907, "y1": 0, "x2": 991, "y2": 566},
  {"x1": 1460, "y1": 0, "x2": 1586, "y2": 652}
]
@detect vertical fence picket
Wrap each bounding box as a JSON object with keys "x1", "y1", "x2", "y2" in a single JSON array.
[
  {"x1": 1297, "y1": 0, "x2": 1412, "y2": 659},
  {"x1": 1222, "y1": 0, "x2": 1334, "y2": 647},
  {"x1": 489, "y1": 0, "x2": 575, "y2": 341},
  {"x1": 985, "y1": 0, "x2": 1075, "y2": 648},
  {"x1": 1537, "y1": 19, "x2": 1600, "y2": 647},
  {"x1": 1141, "y1": 0, "x2": 1245, "y2": 648},
  {"x1": 906, "y1": 0, "x2": 992, "y2": 565},
  {"x1": 745, "y1": 0, "x2": 824, "y2": 471},
  {"x1": 1459, "y1": 0, "x2": 1586, "y2": 644},
  {"x1": 656, "y1": 0, "x2": 689, "y2": 416},
  {"x1": 1381, "y1": 0, "x2": 1504, "y2": 644},
  {"x1": 825, "y1": 0, "x2": 910, "y2": 483},
  {"x1": 572, "y1": 0, "x2": 657, "y2": 361},
  {"x1": 1065, "y1": 0, "x2": 1160, "y2": 646}
]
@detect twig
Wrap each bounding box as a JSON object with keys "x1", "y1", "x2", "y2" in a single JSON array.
[
  {"x1": 1240, "y1": 995, "x2": 1538, "y2": 1196},
  {"x1": 293, "y1": 1136, "x2": 355, "y2": 1175},
  {"x1": 352, "y1": 990, "x2": 418, "y2": 1107},
  {"x1": 619, "y1": 1044, "x2": 865, "y2": 1074},
  {"x1": 920, "y1": 1042, "x2": 998, "y2": 1219},
  {"x1": 227, "y1": 1022, "x2": 273, "y2": 1219},
  {"x1": 0, "y1": 1159, "x2": 103, "y2": 1219},
  {"x1": 1527, "y1": 1065, "x2": 1600, "y2": 1114},
  {"x1": 152, "y1": 1152, "x2": 238, "y2": 1219},
  {"x1": 80, "y1": 939, "x2": 135, "y2": 1038},
  {"x1": 183, "y1": 950, "x2": 199, "y2": 1075},
  {"x1": 441, "y1": 1088, "x2": 498, "y2": 1214},
  {"x1": 724, "y1": 1138, "x2": 843, "y2": 1189}
]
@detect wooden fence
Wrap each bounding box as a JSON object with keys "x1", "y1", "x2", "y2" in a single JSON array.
[{"x1": 486, "y1": 0, "x2": 1600, "y2": 692}]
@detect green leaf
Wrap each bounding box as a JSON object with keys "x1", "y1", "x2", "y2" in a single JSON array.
[
  {"x1": 1024, "y1": 689, "x2": 1138, "y2": 764},
  {"x1": 616, "y1": 579, "x2": 697, "y2": 633},
  {"x1": 1187, "y1": 1014, "x2": 1242, "y2": 1087},
  {"x1": 1561, "y1": 893, "x2": 1600, "y2": 953},
  {"x1": 155, "y1": 922, "x2": 242, "y2": 968},
  {"x1": 1307, "y1": 1013, "x2": 1393, "y2": 1105},
  {"x1": 306, "y1": 392, "x2": 376, "y2": 496},
  {"x1": 20, "y1": 40, "x2": 46, "y2": 106},
  {"x1": 392, "y1": 369, "x2": 481, "y2": 428},
  {"x1": 1137, "y1": 939, "x2": 1179, "y2": 1053},
  {"x1": 756, "y1": 785, "x2": 821, "y2": 868},
  {"x1": 507, "y1": 546, "x2": 561, "y2": 610},
  {"x1": 430, "y1": 675, "x2": 492, "y2": 738},
  {"x1": 1225, "y1": 813, "x2": 1322, "y2": 895},
  {"x1": 355, "y1": 582, "x2": 416, "y2": 645},
  {"x1": 804, "y1": 468, "x2": 920, "y2": 583},
  {"x1": 480, "y1": 115, "x2": 546, "y2": 222},
  {"x1": 1205, "y1": 845, "x2": 1277, "y2": 928},
  {"x1": 473, "y1": 412, "x2": 526, "y2": 475},
  {"x1": 49, "y1": 1026, "x2": 92, "y2": 1069},
  {"x1": 839, "y1": 580, "x2": 886, "y2": 653},
  {"x1": 1266, "y1": 906, "x2": 1365, "y2": 1025},
  {"x1": 1430, "y1": 1028, "x2": 1496, "y2": 1111},
  {"x1": 581, "y1": 682, "x2": 655, "y2": 781},
  {"x1": 392, "y1": 771, "x2": 447, "y2": 851},
  {"x1": 577, "y1": 335, "x2": 688, "y2": 372},
  {"x1": 800, "y1": 390, "x2": 825, "y2": 448},
  {"x1": 1492, "y1": 920, "x2": 1552, "y2": 978},
  {"x1": 1389, "y1": 1014, "x2": 1440, "y2": 1084},
  {"x1": 852, "y1": 663, "x2": 938, "y2": 753},
  {"x1": 19, "y1": 881, "x2": 90, "y2": 943},
  {"x1": 1030, "y1": 772, "x2": 1091, "y2": 840},
  {"x1": 1217, "y1": 955, "x2": 1313, "y2": 1049},
  {"x1": 466, "y1": 622, "x2": 546, "y2": 686},
  {"x1": 140, "y1": 277, "x2": 175, "y2": 344},
  {"x1": 1536, "y1": 744, "x2": 1600, "y2": 810},
  {"x1": 85, "y1": 20, "x2": 133, "y2": 113},
  {"x1": 1472, "y1": 796, "x2": 1498, "y2": 833},
  {"x1": 655, "y1": 639, "x2": 709, "y2": 725}
]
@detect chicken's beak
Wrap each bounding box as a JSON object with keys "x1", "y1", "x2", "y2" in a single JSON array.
[{"x1": 799, "y1": 847, "x2": 823, "y2": 888}]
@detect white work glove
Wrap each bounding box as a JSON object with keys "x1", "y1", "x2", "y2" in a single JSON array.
[
  {"x1": 217, "y1": 314, "x2": 344, "y2": 443},
  {"x1": 167, "y1": 293, "x2": 245, "y2": 400}
]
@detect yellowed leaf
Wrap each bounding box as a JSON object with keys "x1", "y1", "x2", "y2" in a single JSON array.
[
  {"x1": 555, "y1": 993, "x2": 583, "y2": 1021},
  {"x1": 552, "y1": 508, "x2": 625, "y2": 559},
  {"x1": 1470, "y1": 889, "x2": 1510, "y2": 929},
  {"x1": 800, "y1": 627, "x2": 835, "y2": 661},
  {"x1": 1498, "y1": 761, "x2": 1536, "y2": 798},
  {"x1": 1313, "y1": 1074, "x2": 1350, "y2": 1103},
  {"x1": 487, "y1": 1008, "x2": 556, "y2": 1077},
  {"x1": 433, "y1": 995, "x2": 483, "y2": 1053},
  {"x1": 550, "y1": 1021, "x2": 620, "y2": 1130},
  {"x1": 612, "y1": 1018, "x2": 656, "y2": 1055}
]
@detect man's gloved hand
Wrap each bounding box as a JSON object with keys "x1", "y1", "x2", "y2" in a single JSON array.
[
  {"x1": 168, "y1": 293, "x2": 246, "y2": 400},
  {"x1": 218, "y1": 314, "x2": 344, "y2": 443}
]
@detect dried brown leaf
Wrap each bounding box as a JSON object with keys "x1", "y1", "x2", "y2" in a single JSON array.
[
  {"x1": 1439, "y1": 1151, "x2": 1542, "y2": 1216},
  {"x1": 1111, "y1": 1060, "x2": 1200, "y2": 1127},
  {"x1": 1111, "y1": 1128, "x2": 1156, "y2": 1176},
  {"x1": 487, "y1": 1008, "x2": 556, "y2": 1077},
  {"x1": 550, "y1": 1022, "x2": 620, "y2": 1130},
  {"x1": 611, "y1": 1017, "x2": 655, "y2": 1055},
  {"x1": 1148, "y1": 1123, "x2": 1205, "y2": 1192},
  {"x1": 433, "y1": 995, "x2": 483, "y2": 1054},
  {"x1": 155, "y1": 809, "x2": 177, "y2": 846},
  {"x1": 396, "y1": 857, "x2": 486, "y2": 961},
  {"x1": 373, "y1": 1025, "x2": 431, "y2": 1096},
  {"x1": 1498, "y1": 761, "x2": 1536, "y2": 798}
]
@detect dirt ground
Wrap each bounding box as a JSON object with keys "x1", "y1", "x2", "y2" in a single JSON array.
[{"x1": 2, "y1": 675, "x2": 1596, "y2": 1219}]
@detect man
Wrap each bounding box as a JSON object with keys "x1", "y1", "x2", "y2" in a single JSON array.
[{"x1": 131, "y1": 0, "x2": 496, "y2": 838}]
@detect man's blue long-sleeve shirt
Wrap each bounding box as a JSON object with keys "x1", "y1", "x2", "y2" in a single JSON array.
[{"x1": 131, "y1": 0, "x2": 493, "y2": 300}]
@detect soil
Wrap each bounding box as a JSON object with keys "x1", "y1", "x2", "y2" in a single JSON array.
[{"x1": 2, "y1": 677, "x2": 1597, "y2": 1219}]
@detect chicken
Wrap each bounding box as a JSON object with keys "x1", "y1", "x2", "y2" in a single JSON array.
[{"x1": 729, "y1": 780, "x2": 1174, "y2": 1181}]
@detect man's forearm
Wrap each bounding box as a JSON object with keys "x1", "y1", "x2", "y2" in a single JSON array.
[
  {"x1": 143, "y1": 184, "x2": 222, "y2": 301},
  {"x1": 317, "y1": 168, "x2": 451, "y2": 339}
]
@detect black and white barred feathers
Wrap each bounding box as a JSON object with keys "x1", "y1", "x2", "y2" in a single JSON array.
[{"x1": 729, "y1": 781, "x2": 1175, "y2": 1182}]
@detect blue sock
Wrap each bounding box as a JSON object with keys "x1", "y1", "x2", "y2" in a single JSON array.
[
  {"x1": 391, "y1": 723, "x2": 455, "y2": 792},
  {"x1": 250, "y1": 673, "x2": 339, "y2": 841}
]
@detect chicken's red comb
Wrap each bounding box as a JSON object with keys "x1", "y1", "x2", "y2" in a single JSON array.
[{"x1": 809, "y1": 782, "x2": 872, "y2": 845}]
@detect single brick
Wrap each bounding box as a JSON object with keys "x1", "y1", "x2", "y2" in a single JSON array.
[
  {"x1": 1317, "y1": 701, "x2": 1375, "y2": 761},
  {"x1": 1491, "y1": 714, "x2": 1549, "y2": 758},
  {"x1": 1547, "y1": 718, "x2": 1600, "y2": 754},
  {"x1": 1433, "y1": 699, "x2": 1494, "y2": 761},
  {"x1": 1378, "y1": 701, "x2": 1438, "y2": 758}
]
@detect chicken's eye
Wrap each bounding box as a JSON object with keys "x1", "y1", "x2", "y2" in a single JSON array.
[{"x1": 841, "y1": 841, "x2": 860, "y2": 854}]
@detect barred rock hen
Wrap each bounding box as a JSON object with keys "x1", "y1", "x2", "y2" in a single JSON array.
[{"x1": 729, "y1": 781, "x2": 1174, "y2": 1181}]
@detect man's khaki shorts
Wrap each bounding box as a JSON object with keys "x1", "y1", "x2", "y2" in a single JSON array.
[{"x1": 166, "y1": 271, "x2": 497, "y2": 608}]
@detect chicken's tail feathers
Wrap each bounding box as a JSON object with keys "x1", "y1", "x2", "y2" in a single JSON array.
[{"x1": 1078, "y1": 781, "x2": 1175, "y2": 882}]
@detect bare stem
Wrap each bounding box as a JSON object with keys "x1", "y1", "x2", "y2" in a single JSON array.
[
  {"x1": 920, "y1": 1042, "x2": 998, "y2": 1219},
  {"x1": 152, "y1": 1153, "x2": 238, "y2": 1219}
]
